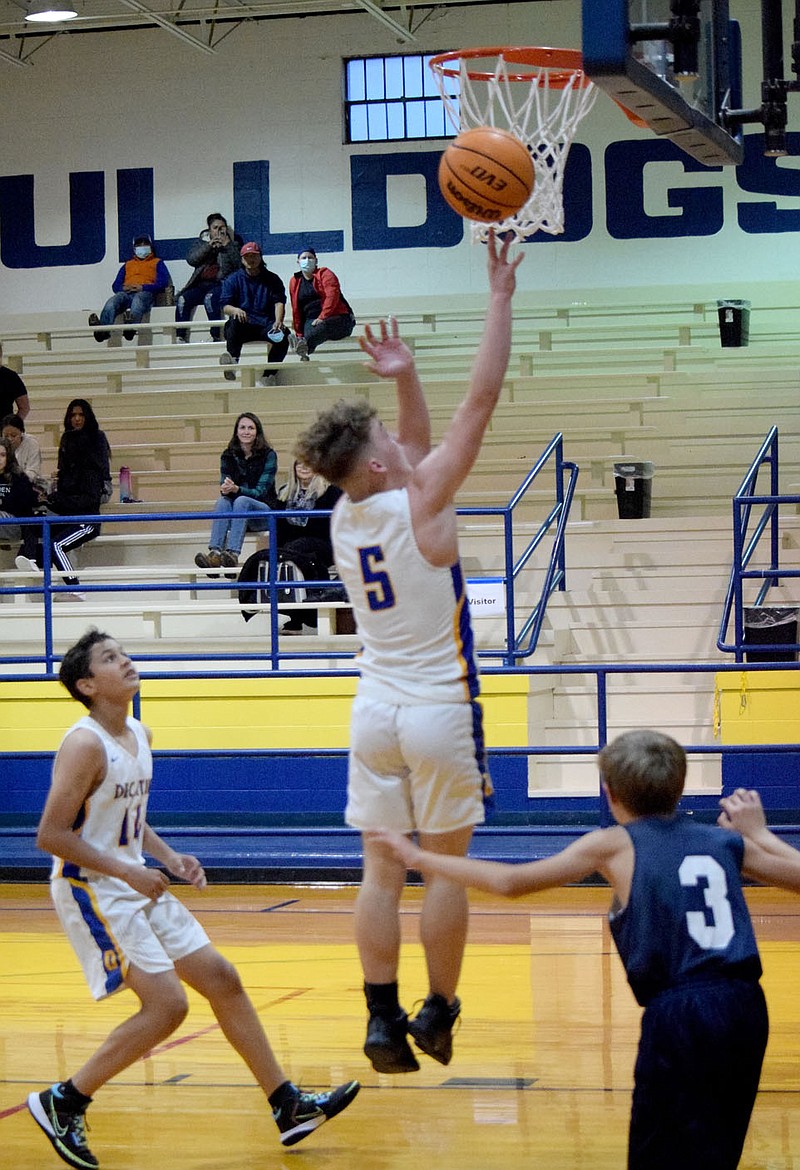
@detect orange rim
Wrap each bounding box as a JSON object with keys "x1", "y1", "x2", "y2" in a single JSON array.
[
  {"x1": 429, "y1": 45, "x2": 592, "y2": 89},
  {"x1": 612, "y1": 98, "x2": 649, "y2": 128}
]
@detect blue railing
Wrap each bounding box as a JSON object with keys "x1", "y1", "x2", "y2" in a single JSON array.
[
  {"x1": 0, "y1": 435, "x2": 576, "y2": 672},
  {"x1": 718, "y1": 426, "x2": 800, "y2": 661},
  {"x1": 3, "y1": 657, "x2": 799, "y2": 838}
]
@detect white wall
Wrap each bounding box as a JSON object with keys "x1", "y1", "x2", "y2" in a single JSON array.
[{"x1": 1, "y1": 0, "x2": 798, "y2": 314}]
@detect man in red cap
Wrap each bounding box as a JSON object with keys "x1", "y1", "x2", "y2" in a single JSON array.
[{"x1": 219, "y1": 242, "x2": 289, "y2": 384}]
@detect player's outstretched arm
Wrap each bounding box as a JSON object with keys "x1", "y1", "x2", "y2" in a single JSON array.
[
  {"x1": 414, "y1": 230, "x2": 523, "y2": 513},
  {"x1": 360, "y1": 317, "x2": 431, "y2": 467},
  {"x1": 367, "y1": 827, "x2": 611, "y2": 898},
  {"x1": 720, "y1": 788, "x2": 800, "y2": 892}
]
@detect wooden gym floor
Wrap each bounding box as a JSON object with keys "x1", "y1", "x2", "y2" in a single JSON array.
[{"x1": 2, "y1": 881, "x2": 800, "y2": 1169}]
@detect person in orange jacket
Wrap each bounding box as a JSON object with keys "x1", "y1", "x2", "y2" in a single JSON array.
[{"x1": 88, "y1": 235, "x2": 171, "y2": 342}]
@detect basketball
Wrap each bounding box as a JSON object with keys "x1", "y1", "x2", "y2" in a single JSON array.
[{"x1": 438, "y1": 127, "x2": 535, "y2": 223}]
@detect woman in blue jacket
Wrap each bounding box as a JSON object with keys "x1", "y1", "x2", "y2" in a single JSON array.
[{"x1": 195, "y1": 412, "x2": 278, "y2": 570}]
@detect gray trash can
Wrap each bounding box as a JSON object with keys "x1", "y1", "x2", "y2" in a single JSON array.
[
  {"x1": 613, "y1": 461, "x2": 655, "y2": 519},
  {"x1": 743, "y1": 606, "x2": 798, "y2": 662},
  {"x1": 717, "y1": 299, "x2": 751, "y2": 347}
]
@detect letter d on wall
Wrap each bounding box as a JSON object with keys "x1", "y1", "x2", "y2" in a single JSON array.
[{"x1": 351, "y1": 151, "x2": 463, "y2": 250}]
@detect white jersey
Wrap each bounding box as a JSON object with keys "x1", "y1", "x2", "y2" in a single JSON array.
[
  {"x1": 50, "y1": 714, "x2": 152, "y2": 882},
  {"x1": 332, "y1": 487, "x2": 480, "y2": 705}
]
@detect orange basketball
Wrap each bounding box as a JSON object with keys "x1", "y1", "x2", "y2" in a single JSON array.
[{"x1": 438, "y1": 126, "x2": 535, "y2": 223}]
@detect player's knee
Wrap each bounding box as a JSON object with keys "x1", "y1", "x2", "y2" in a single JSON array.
[
  {"x1": 206, "y1": 954, "x2": 245, "y2": 1000},
  {"x1": 156, "y1": 986, "x2": 190, "y2": 1032}
]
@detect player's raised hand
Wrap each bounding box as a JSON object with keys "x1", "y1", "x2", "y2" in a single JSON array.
[
  {"x1": 485, "y1": 227, "x2": 523, "y2": 297},
  {"x1": 718, "y1": 788, "x2": 767, "y2": 835},
  {"x1": 359, "y1": 317, "x2": 416, "y2": 379}
]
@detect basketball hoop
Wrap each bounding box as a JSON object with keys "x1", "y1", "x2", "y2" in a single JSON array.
[{"x1": 429, "y1": 46, "x2": 598, "y2": 242}]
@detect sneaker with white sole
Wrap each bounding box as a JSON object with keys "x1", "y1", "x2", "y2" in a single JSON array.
[
  {"x1": 273, "y1": 1080, "x2": 360, "y2": 1147},
  {"x1": 295, "y1": 336, "x2": 310, "y2": 361},
  {"x1": 28, "y1": 1086, "x2": 98, "y2": 1170},
  {"x1": 15, "y1": 554, "x2": 42, "y2": 574}
]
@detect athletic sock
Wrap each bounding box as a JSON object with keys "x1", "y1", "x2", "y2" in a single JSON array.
[
  {"x1": 364, "y1": 980, "x2": 401, "y2": 1016},
  {"x1": 268, "y1": 1081, "x2": 297, "y2": 1111},
  {"x1": 56, "y1": 1079, "x2": 93, "y2": 1110}
]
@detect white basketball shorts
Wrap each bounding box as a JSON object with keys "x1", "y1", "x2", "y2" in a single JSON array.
[
  {"x1": 51, "y1": 873, "x2": 210, "y2": 1000},
  {"x1": 346, "y1": 694, "x2": 490, "y2": 833}
]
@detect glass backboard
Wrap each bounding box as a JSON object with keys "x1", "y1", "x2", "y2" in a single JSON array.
[{"x1": 582, "y1": 0, "x2": 743, "y2": 165}]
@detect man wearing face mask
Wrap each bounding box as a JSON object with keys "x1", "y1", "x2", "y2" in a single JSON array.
[
  {"x1": 88, "y1": 235, "x2": 172, "y2": 343},
  {"x1": 288, "y1": 248, "x2": 356, "y2": 361}
]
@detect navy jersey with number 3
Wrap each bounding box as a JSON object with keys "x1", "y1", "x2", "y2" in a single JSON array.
[{"x1": 609, "y1": 813, "x2": 762, "y2": 1006}]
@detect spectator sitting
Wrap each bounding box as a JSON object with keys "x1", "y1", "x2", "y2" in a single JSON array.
[
  {"x1": 219, "y1": 242, "x2": 289, "y2": 385},
  {"x1": 175, "y1": 213, "x2": 242, "y2": 343},
  {"x1": 0, "y1": 437, "x2": 39, "y2": 563},
  {"x1": 194, "y1": 412, "x2": 278, "y2": 572},
  {"x1": 1, "y1": 413, "x2": 47, "y2": 493},
  {"x1": 88, "y1": 235, "x2": 172, "y2": 343},
  {"x1": 0, "y1": 342, "x2": 30, "y2": 419},
  {"x1": 18, "y1": 399, "x2": 111, "y2": 597},
  {"x1": 235, "y1": 461, "x2": 342, "y2": 631},
  {"x1": 275, "y1": 460, "x2": 342, "y2": 633},
  {"x1": 289, "y1": 249, "x2": 356, "y2": 361}
]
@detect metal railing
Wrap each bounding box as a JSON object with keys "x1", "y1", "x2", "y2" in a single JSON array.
[
  {"x1": 3, "y1": 658, "x2": 798, "y2": 837},
  {"x1": 718, "y1": 426, "x2": 800, "y2": 662},
  {"x1": 0, "y1": 435, "x2": 577, "y2": 672}
]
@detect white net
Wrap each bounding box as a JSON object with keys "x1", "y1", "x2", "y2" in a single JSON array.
[{"x1": 430, "y1": 48, "x2": 598, "y2": 242}]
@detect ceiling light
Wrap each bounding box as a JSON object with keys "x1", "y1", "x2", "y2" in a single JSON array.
[{"x1": 25, "y1": 2, "x2": 78, "y2": 21}]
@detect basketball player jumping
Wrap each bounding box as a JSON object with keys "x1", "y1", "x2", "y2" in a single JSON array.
[{"x1": 295, "y1": 230, "x2": 523, "y2": 1074}]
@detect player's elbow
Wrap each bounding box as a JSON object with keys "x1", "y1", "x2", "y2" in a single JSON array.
[
  {"x1": 35, "y1": 823, "x2": 58, "y2": 855},
  {"x1": 496, "y1": 868, "x2": 528, "y2": 899}
]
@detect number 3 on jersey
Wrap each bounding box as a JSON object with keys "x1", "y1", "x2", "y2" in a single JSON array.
[
  {"x1": 679, "y1": 855, "x2": 735, "y2": 950},
  {"x1": 359, "y1": 545, "x2": 396, "y2": 611}
]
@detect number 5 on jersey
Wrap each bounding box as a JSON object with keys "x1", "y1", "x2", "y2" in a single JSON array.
[{"x1": 359, "y1": 545, "x2": 396, "y2": 611}]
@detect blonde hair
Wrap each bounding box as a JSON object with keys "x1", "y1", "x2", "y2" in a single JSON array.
[{"x1": 278, "y1": 460, "x2": 330, "y2": 505}]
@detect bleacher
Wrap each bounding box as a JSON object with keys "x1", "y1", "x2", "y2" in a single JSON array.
[{"x1": 1, "y1": 288, "x2": 799, "y2": 874}]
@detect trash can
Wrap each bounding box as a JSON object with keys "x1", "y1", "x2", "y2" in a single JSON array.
[
  {"x1": 613, "y1": 461, "x2": 655, "y2": 519},
  {"x1": 716, "y1": 299, "x2": 751, "y2": 347},
  {"x1": 743, "y1": 606, "x2": 799, "y2": 662}
]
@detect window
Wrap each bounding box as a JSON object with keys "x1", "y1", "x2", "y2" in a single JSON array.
[{"x1": 344, "y1": 53, "x2": 459, "y2": 143}]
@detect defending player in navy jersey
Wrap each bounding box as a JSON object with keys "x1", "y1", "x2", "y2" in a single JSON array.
[
  {"x1": 373, "y1": 730, "x2": 800, "y2": 1170},
  {"x1": 27, "y1": 628, "x2": 359, "y2": 1170},
  {"x1": 295, "y1": 231, "x2": 523, "y2": 1075}
]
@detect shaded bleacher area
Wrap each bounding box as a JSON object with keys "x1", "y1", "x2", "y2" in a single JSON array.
[{"x1": 2, "y1": 287, "x2": 799, "y2": 875}]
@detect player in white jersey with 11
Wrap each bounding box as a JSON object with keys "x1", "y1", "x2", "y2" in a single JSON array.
[
  {"x1": 27, "y1": 628, "x2": 359, "y2": 1170},
  {"x1": 295, "y1": 230, "x2": 523, "y2": 1074}
]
